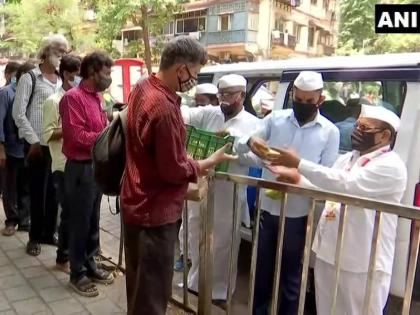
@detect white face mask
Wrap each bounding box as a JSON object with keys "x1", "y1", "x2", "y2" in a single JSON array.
[
  {"x1": 68, "y1": 76, "x2": 82, "y2": 87},
  {"x1": 48, "y1": 55, "x2": 61, "y2": 69}
]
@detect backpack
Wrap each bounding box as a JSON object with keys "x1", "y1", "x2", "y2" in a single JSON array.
[
  {"x1": 92, "y1": 107, "x2": 128, "y2": 198},
  {"x1": 26, "y1": 70, "x2": 37, "y2": 109},
  {"x1": 13, "y1": 70, "x2": 36, "y2": 136}
]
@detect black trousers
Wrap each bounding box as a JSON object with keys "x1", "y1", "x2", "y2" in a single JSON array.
[
  {"x1": 2, "y1": 155, "x2": 30, "y2": 228},
  {"x1": 124, "y1": 222, "x2": 178, "y2": 315},
  {"x1": 53, "y1": 171, "x2": 69, "y2": 264},
  {"x1": 25, "y1": 145, "x2": 58, "y2": 242},
  {"x1": 253, "y1": 212, "x2": 307, "y2": 315},
  {"x1": 65, "y1": 160, "x2": 101, "y2": 281}
]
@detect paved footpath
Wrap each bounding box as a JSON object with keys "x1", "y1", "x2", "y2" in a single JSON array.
[{"x1": 0, "y1": 197, "x2": 186, "y2": 315}]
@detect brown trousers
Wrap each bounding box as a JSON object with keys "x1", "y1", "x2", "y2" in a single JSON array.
[{"x1": 124, "y1": 222, "x2": 178, "y2": 315}]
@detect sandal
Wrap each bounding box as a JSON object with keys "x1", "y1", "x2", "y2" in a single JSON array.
[
  {"x1": 88, "y1": 268, "x2": 114, "y2": 285},
  {"x1": 2, "y1": 225, "x2": 16, "y2": 237},
  {"x1": 26, "y1": 241, "x2": 41, "y2": 256},
  {"x1": 69, "y1": 276, "x2": 99, "y2": 297}
]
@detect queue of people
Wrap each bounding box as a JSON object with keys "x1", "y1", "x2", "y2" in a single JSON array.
[
  {"x1": 0, "y1": 35, "x2": 116, "y2": 298},
  {"x1": 0, "y1": 34, "x2": 409, "y2": 315}
]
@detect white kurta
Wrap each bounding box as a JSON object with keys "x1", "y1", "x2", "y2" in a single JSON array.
[
  {"x1": 180, "y1": 105, "x2": 260, "y2": 300},
  {"x1": 298, "y1": 146, "x2": 407, "y2": 314}
]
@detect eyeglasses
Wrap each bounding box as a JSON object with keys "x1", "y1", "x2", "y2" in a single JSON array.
[
  {"x1": 354, "y1": 123, "x2": 384, "y2": 133},
  {"x1": 217, "y1": 91, "x2": 242, "y2": 98}
]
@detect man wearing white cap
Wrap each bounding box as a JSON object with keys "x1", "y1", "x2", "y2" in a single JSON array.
[
  {"x1": 180, "y1": 74, "x2": 260, "y2": 300},
  {"x1": 195, "y1": 83, "x2": 218, "y2": 106},
  {"x1": 235, "y1": 71, "x2": 339, "y2": 314},
  {"x1": 266, "y1": 104, "x2": 407, "y2": 315}
]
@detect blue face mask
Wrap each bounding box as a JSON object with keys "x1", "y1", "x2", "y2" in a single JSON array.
[{"x1": 10, "y1": 76, "x2": 17, "y2": 87}]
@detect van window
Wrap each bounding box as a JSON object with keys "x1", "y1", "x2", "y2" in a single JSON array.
[
  {"x1": 284, "y1": 80, "x2": 407, "y2": 151},
  {"x1": 251, "y1": 81, "x2": 281, "y2": 117}
]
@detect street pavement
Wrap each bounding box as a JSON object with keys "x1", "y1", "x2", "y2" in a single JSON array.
[
  {"x1": 1, "y1": 196, "x2": 419, "y2": 314},
  {"x1": 0, "y1": 197, "x2": 187, "y2": 315}
]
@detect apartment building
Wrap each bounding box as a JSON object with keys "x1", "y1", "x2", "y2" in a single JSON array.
[{"x1": 141, "y1": 0, "x2": 338, "y2": 62}]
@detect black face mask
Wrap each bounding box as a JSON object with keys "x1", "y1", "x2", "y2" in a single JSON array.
[
  {"x1": 292, "y1": 100, "x2": 318, "y2": 124},
  {"x1": 351, "y1": 128, "x2": 382, "y2": 152}
]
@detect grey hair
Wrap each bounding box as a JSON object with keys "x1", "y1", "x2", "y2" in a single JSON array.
[{"x1": 37, "y1": 34, "x2": 69, "y2": 60}]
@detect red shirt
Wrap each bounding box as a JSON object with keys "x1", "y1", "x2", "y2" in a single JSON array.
[
  {"x1": 121, "y1": 74, "x2": 199, "y2": 227},
  {"x1": 59, "y1": 81, "x2": 107, "y2": 161}
]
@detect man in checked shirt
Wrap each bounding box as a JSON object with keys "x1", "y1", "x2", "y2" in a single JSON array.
[
  {"x1": 13, "y1": 34, "x2": 69, "y2": 257},
  {"x1": 121, "y1": 36, "x2": 236, "y2": 315}
]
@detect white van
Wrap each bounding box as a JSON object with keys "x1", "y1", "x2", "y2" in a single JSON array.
[{"x1": 198, "y1": 53, "x2": 420, "y2": 299}]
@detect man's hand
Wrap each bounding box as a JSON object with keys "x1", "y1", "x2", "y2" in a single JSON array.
[
  {"x1": 215, "y1": 129, "x2": 230, "y2": 137},
  {"x1": 265, "y1": 164, "x2": 301, "y2": 184},
  {"x1": 196, "y1": 143, "x2": 238, "y2": 175},
  {"x1": 0, "y1": 144, "x2": 6, "y2": 169},
  {"x1": 248, "y1": 137, "x2": 270, "y2": 158},
  {"x1": 209, "y1": 143, "x2": 238, "y2": 165},
  {"x1": 27, "y1": 143, "x2": 43, "y2": 165},
  {"x1": 266, "y1": 148, "x2": 301, "y2": 169}
]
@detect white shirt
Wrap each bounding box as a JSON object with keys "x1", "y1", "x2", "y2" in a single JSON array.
[
  {"x1": 236, "y1": 109, "x2": 340, "y2": 217},
  {"x1": 181, "y1": 105, "x2": 260, "y2": 226},
  {"x1": 13, "y1": 66, "x2": 62, "y2": 144},
  {"x1": 299, "y1": 146, "x2": 408, "y2": 274},
  {"x1": 42, "y1": 88, "x2": 66, "y2": 173}
]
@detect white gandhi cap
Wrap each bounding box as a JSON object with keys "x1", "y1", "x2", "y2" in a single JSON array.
[
  {"x1": 294, "y1": 71, "x2": 324, "y2": 91},
  {"x1": 218, "y1": 74, "x2": 247, "y2": 90},
  {"x1": 195, "y1": 83, "x2": 218, "y2": 95},
  {"x1": 360, "y1": 105, "x2": 401, "y2": 132}
]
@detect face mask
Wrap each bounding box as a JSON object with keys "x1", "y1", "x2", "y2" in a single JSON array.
[
  {"x1": 10, "y1": 76, "x2": 16, "y2": 86},
  {"x1": 292, "y1": 100, "x2": 318, "y2": 124},
  {"x1": 48, "y1": 55, "x2": 61, "y2": 69},
  {"x1": 95, "y1": 74, "x2": 112, "y2": 92},
  {"x1": 178, "y1": 66, "x2": 197, "y2": 93},
  {"x1": 350, "y1": 128, "x2": 382, "y2": 152},
  {"x1": 69, "y1": 76, "x2": 82, "y2": 88},
  {"x1": 220, "y1": 94, "x2": 241, "y2": 117}
]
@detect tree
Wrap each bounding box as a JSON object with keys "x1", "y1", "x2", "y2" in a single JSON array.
[
  {"x1": 96, "y1": 0, "x2": 180, "y2": 73},
  {"x1": 0, "y1": 0, "x2": 97, "y2": 56},
  {"x1": 337, "y1": 0, "x2": 420, "y2": 55},
  {"x1": 337, "y1": 0, "x2": 376, "y2": 55}
]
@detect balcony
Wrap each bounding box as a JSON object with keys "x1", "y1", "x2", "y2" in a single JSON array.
[
  {"x1": 200, "y1": 30, "x2": 257, "y2": 46},
  {"x1": 272, "y1": 32, "x2": 296, "y2": 49},
  {"x1": 317, "y1": 44, "x2": 335, "y2": 56},
  {"x1": 274, "y1": 0, "x2": 301, "y2": 7}
]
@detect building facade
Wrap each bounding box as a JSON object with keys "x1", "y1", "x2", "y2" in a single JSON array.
[{"x1": 146, "y1": 0, "x2": 338, "y2": 62}]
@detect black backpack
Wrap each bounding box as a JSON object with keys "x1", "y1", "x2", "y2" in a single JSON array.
[
  {"x1": 92, "y1": 107, "x2": 128, "y2": 198},
  {"x1": 12, "y1": 70, "x2": 36, "y2": 136}
]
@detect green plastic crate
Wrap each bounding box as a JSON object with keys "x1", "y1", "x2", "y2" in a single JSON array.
[{"x1": 186, "y1": 125, "x2": 235, "y2": 172}]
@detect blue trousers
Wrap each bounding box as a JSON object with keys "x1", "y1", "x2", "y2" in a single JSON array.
[{"x1": 253, "y1": 211, "x2": 307, "y2": 315}]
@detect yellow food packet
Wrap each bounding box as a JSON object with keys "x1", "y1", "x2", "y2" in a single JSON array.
[{"x1": 265, "y1": 189, "x2": 284, "y2": 200}]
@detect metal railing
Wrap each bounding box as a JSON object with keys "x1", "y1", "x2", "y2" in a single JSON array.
[{"x1": 172, "y1": 171, "x2": 420, "y2": 315}]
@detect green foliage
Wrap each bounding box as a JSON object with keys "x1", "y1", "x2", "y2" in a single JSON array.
[
  {"x1": 1, "y1": 0, "x2": 96, "y2": 55},
  {"x1": 337, "y1": 0, "x2": 420, "y2": 55},
  {"x1": 338, "y1": 0, "x2": 375, "y2": 52},
  {"x1": 96, "y1": 0, "x2": 180, "y2": 65}
]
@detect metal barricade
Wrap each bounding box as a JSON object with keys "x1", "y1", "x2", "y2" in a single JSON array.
[
  {"x1": 188, "y1": 171, "x2": 420, "y2": 315},
  {"x1": 111, "y1": 171, "x2": 420, "y2": 315}
]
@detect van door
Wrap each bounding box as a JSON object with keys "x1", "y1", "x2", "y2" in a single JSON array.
[{"x1": 240, "y1": 75, "x2": 283, "y2": 117}]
